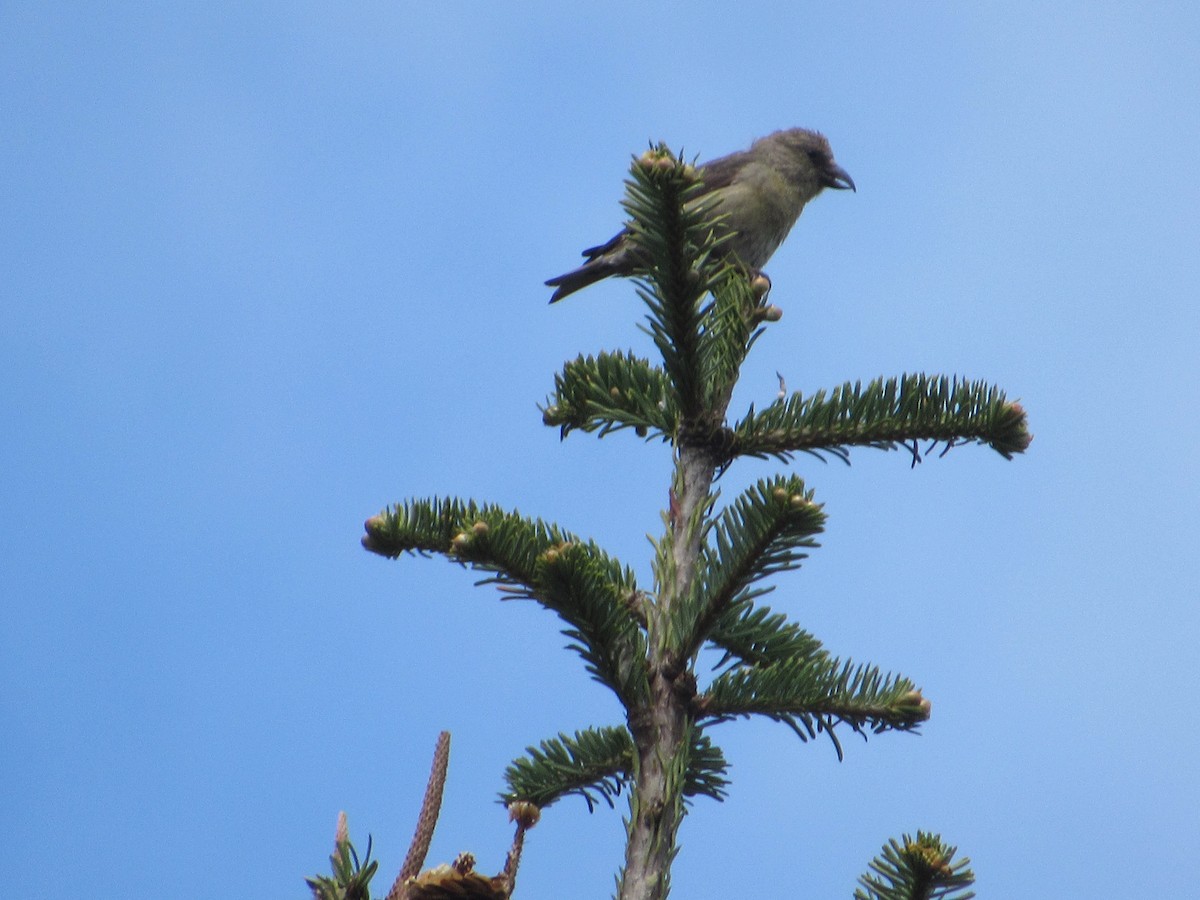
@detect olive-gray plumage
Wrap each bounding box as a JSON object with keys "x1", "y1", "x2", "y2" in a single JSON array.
[{"x1": 546, "y1": 128, "x2": 855, "y2": 303}]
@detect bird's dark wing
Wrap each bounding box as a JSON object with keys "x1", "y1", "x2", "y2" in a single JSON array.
[
  {"x1": 581, "y1": 229, "x2": 628, "y2": 260},
  {"x1": 696, "y1": 148, "x2": 753, "y2": 192}
]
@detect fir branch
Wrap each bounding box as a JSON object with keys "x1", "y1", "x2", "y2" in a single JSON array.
[
  {"x1": 697, "y1": 657, "x2": 930, "y2": 760},
  {"x1": 503, "y1": 727, "x2": 635, "y2": 812},
  {"x1": 674, "y1": 475, "x2": 825, "y2": 660},
  {"x1": 854, "y1": 832, "x2": 976, "y2": 900},
  {"x1": 731, "y1": 374, "x2": 1032, "y2": 463},
  {"x1": 622, "y1": 147, "x2": 730, "y2": 421},
  {"x1": 501, "y1": 726, "x2": 729, "y2": 811},
  {"x1": 696, "y1": 270, "x2": 772, "y2": 417},
  {"x1": 530, "y1": 539, "x2": 650, "y2": 702},
  {"x1": 362, "y1": 499, "x2": 648, "y2": 704},
  {"x1": 706, "y1": 598, "x2": 827, "y2": 671},
  {"x1": 541, "y1": 351, "x2": 678, "y2": 440},
  {"x1": 682, "y1": 728, "x2": 730, "y2": 802}
]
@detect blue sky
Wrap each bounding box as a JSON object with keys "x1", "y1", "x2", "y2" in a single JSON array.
[{"x1": 3, "y1": 3, "x2": 1198, "y2": 897}]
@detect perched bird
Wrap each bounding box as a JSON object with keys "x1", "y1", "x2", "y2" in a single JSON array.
[{"x1": 546, "y1": 128, "x2": 855, "y2": 303}]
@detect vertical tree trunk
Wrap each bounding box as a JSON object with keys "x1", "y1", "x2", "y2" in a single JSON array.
[{"x1": 617, "y1": 443, "x2": 716, "y2": 900}]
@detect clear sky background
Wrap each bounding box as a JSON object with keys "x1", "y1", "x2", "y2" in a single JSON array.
[{"x1": 3, "y1": 3, "x2": 1198, "y2": 898}]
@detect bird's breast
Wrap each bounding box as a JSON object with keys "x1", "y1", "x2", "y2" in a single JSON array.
[{"x1": 706, "y1": 165, "x2": 804, "y2": 269}]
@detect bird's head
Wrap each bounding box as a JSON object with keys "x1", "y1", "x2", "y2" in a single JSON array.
[{"x1": 757, "y1": 128, "x2": 856, "y2": 199}]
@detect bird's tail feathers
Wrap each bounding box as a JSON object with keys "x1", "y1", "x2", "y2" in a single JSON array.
[
  {"x1": 545, "y1": 259, "x2": 621, "y2": 303},
  {"x1": 580, "y1": 230, "x2": 626, "y2": 260}
]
